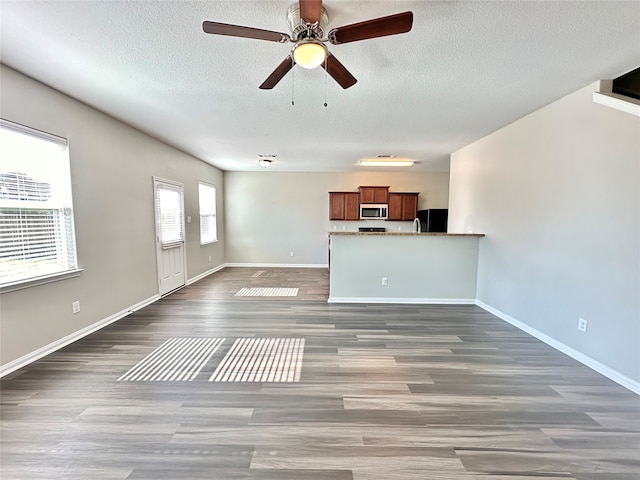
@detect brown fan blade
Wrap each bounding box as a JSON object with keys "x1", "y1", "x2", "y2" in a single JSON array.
[
  {"x1": 321, "y1": 53, "x2": 357, "y2": 89},
  {"x1": 203, "y1": 21, "x2": 290, "y2": 43},
  {"x1": 259, "y1": 56, "x2": 295, "y2": 89},
  {"x1": 328, "y1": 11, "x2": 413, "y2": 45},
  {"x1": 299, "y1": 0, "x2": 323, "y2": 24}
]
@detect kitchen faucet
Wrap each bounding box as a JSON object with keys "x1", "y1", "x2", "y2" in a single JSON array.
[{"x1": 413, "y1": 217, "x2": 421, "y2": 233}]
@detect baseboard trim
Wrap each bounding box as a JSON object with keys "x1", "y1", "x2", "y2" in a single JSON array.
[
  {"x1": 187, "y1": 263, "x2": 226, "y2": 285},
  {"x1": 476, "y1": 300, "x2": 640, "y2": 395},
  {"x1": 328, "y1": 296, "x2": 476, "y2": 304},
  {"x1": 0, "y1": 293, "x2": 161, "y2": 378},
  {"x1": 225, "y1": 263, "x2": 328, "y2": 269}
]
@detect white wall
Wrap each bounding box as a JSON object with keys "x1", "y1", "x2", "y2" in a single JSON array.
[
  {"x1": 449, "y1": 82, "x2": 640, "y2": 384},
  {"x1": 0, "y1": 66, "x2": 225, "y2": 368},
  {"x1": 224, "y1": 171, "x2": 449, "y2": 265}
]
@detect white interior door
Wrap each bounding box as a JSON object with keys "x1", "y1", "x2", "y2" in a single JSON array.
[{"x1": 154, "y1": 177, "x2": 186, "y2": 295}]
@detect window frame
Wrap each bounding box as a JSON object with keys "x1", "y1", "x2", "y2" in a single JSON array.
[
  {"x1": 0, "y1": 119, "x2": 81, "y2": 293},
  {"x1": 198, "y1": 181, "x2": 217, "y2": 246}
]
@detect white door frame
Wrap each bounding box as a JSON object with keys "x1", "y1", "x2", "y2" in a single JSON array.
[{"x1": 153, "y1": 176, "x2": 187, "y2": 296}]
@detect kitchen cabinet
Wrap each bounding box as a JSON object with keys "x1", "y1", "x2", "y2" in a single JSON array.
[
  {"x1": 402, "y1": 193, "x2": 419, "y2": 220},
  {"x1": 359, "y1": 186, "x2": 389, "y2": 204},
  {"x1": 387, "y1": 193, "x2": 403, "y2": 220},
  {"x1": 329, "y1": 192, "x2": 360, "y2": 220},
  {"x1": 387, "y1": 193, "x2": 419, "y2": 221}
]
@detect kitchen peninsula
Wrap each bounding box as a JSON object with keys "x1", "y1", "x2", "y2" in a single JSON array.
[{"x1": 328, "y1": 232, "x2": 484, "y2": 304}]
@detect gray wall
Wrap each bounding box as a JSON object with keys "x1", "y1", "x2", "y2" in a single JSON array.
[
  {"x1": 224, "y1": 171, "x2": 450, "y2": 265},
  {"x1": 0, "y1": 66, "x2": 225, "y2": 367},
  {"x1": 449, "y1": 83, "x2": 640, "y2": 383},
  {"x1": 329, "y1": 234, "x2": 480, "y2": 302}
]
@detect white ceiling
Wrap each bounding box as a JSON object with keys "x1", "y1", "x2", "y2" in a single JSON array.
[{"x1": 1, "y1": 1, "x2": 639, "y2": 172}]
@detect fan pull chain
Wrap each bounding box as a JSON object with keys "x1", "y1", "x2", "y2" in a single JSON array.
[
  {"x1": 324, "y1": 56, "x2": 328, "y2": 107},
  {"x1": 291, "y1": 57, "x2": 295, "y2": 106}
]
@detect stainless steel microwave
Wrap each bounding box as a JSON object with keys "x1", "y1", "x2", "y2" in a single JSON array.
[{"x1": 360, "y1": 204, "x2": 388, "y2": 219}]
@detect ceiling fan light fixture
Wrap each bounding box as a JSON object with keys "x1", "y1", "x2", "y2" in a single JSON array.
[
  {"x1": 292, "y1": 40, "x2": 327, "y2": 69},
  {"x1": 359, "y1": 158, "x2": 415, "y2": 167}
]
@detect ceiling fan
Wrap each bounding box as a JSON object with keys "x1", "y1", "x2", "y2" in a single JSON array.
[{"x1": 202, "y1": 0, "x2": 413, "y2": 90}]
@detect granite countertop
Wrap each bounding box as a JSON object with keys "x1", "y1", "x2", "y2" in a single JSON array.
[{"x1": 329, "y1": 232, "x2": 485, "y2": 237}]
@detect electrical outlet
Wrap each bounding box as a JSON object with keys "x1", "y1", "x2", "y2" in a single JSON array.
[
  {"x1": 578, "y1": 317, "x2": 588, "y2": 333},
  {"x1": 187, "y1": 215, "x2": 192, "y2": 223},
  {"x1": 208, "y1": 256, "x2": 212, "y2": 262},
  {"x1": 381, "y1": 277, "x2": 388, "y2": 286},
  {"x1": 72, "y1": 301, "x2": 80, "y2": 314},
  {"x1": 290, "y1": 251, "x2": 294, "y2": 257}
]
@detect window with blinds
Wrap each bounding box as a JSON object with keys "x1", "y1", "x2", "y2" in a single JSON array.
[
  {"x1": 155, "y1": 182, "x2": 184, "y2": 247},
  {"x1": 0, "y1": 119, "x2": 78, "y2": 286},
  {"x1": 199, "y1": 182, "x2": 217, "y2": 245}
]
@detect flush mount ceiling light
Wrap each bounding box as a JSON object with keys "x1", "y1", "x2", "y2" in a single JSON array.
[
  {"x1": 258, "y1": 155, "x2": 277, "y2": 168},
  {"x1": 359, "y1": 158, "x2": 415, "y2": 167},
  {"x1": 292, "y1": 40, "x2": 327, "y2": 69}
]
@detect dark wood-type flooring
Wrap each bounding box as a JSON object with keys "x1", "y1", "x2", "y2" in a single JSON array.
[{"x1": 1, "y1": 267, "x2": 639, "y2": 479}]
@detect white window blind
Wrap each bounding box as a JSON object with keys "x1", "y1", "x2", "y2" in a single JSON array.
[
  {"x1": 199, "y1": 182, "x2": 217, "y2": 245},
  {"x1": 156, "y1": 183, "x2": 184, "y2": 246},
  {"x1": 0, "y1": 119, "x2": 78, "y2": 286}
]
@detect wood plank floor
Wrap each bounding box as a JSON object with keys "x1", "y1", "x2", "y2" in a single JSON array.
[{"x1": 1, "y1": 267, "x2": 639, "y2": 479}]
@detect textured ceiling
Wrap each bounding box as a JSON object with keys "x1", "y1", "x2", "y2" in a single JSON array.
[{"x1": 1, "y1": 1, "x2": 639, "y2": 172}]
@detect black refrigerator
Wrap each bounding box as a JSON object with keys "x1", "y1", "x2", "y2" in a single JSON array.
[{"x1": 417, "y1": 209, "x2": 448, "y2": 232}]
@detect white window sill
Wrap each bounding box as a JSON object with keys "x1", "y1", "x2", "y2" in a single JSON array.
[
  {"x1": 593, "y1": 92, "x2": 640, "y2": 116},
  {"x1": 0, "y1": 269, "x2": 84, "y2": 294},
  {"x1": 593, "y1": 80, "x2": 640, "y2": 117},
  {"x1": 201, "y1": 240, "x2": 218, "y2": 246}
]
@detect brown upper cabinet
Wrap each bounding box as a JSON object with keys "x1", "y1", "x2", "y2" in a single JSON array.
[
  {"x1": 329, "y1": 192, "x2": 360, "y2": 221},
  {"x1": 359, "y1": 186, "x2": 389, "y2": 204},
  {"x1": 330, "y1": 187, "x2": 419, "y2": 221},
  {"x1": 387, "y1": 193, "x2": 419, "y2": 221}
]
